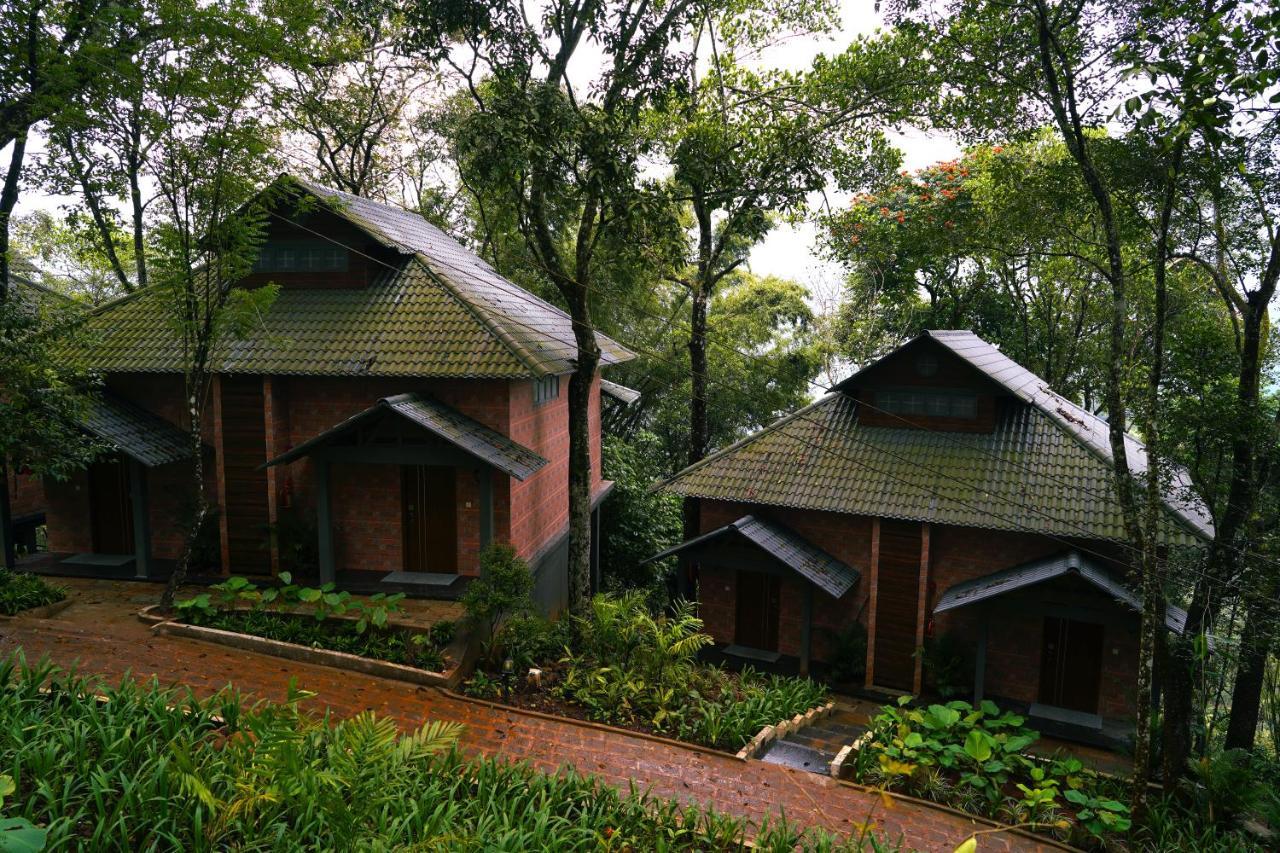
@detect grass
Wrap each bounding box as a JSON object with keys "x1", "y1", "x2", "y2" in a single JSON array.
[
  {"x1": 0, "y1": 570, "x2": 66, "y2": 616},
  {"x1": 193, "y1": 609, "x2": 455, "y2": 671},
  {"x1": 0, "y1": 655, "x2": 896, "y2": 851}
]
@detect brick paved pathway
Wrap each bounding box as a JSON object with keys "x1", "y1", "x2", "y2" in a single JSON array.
[{"x1": 0, "y1": 580, "x2": 1057, "y2": 852}]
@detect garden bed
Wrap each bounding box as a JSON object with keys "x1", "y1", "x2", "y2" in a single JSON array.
[
  {"x1": 462, "y1": 593, "x2": 830, "y2": 753},
  {"x1": 140, "y1": 574, "x2": 473, "y2": 687},
  {"x1": 0, "y1": 570, "x2": 68, "y2": 618}
]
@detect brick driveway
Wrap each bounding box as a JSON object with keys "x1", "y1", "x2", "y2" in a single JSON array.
[{"x1": 0, "y1": 579, "x2": 1057, "y2": 852}]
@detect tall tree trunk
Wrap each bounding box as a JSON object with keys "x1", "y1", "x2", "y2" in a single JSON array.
[
  {"x1": 160, "y1": 367, "x2": 212, "y2": 610},
  {"x1": 567, "y1": 296, "x2": 601, "y2": 609},
  {"x1": 1225, "y1": 589, "x2": 1273, "y2": 750},
  {"x1": 0, "y1": 129, "x2": 28, "y2": 569},
  {"x1": 684, "y1": 285, "x2": 709, "y2": 542}
]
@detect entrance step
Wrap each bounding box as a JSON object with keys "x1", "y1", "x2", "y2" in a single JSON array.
[{"x1": 757, "y1": 708, "x2": 868, "y2": 775}]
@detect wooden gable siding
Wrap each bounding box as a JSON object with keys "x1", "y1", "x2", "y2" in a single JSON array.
[
  {"x1": 851, "y1": 338, "x2": 1001, "y2": 433},
  {"x1": 239, "y1": 209, "x2": 401, "y2": 291}
]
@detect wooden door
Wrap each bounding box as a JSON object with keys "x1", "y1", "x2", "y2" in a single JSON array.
[
  {"x1": 89, "y1": 456, "x2": 134, "y2": 554},
  {"x1": 734, "y1": 570, "x2": 781, "y2": 651},
  {"x1": 401, "y1": 465, "x2": 457, "y2": 573},
  {"x1": 1038, "y1": 617, "x2": 1104, "y2": 713},
  {"x1": 873, "y1": 520, "x2": 921, "y2": 691},
  {"x1": 220, "y1": 377, "x2": 271, "y2": 574}
]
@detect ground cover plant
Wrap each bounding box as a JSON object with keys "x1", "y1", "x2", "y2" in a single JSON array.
[
  {"x1": 0, "y1": 655, "x2": 888, "y2": 851},
  {"x1": 851, "y1": 696, "x2": 1273, "y2": 851},
  {"x1": 464, "y1": 590, "x2": 830, "y2": 752},
  {"x1": 173, "y1": 573, "x2": 454, "y2": 671},
  {"x1": 0, "y1": 570, "x2": 66, "y2": 616}
]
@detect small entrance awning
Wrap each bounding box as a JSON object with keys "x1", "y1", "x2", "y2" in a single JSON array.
[
  {"x1": 648, "y1": 514, "x2": 859, "y2": 598},
  {"x1": 264, "y1": 392, "x2": 548, "y2": 480},
  {"x1": 934, "y1": 550, "x2": 1190, "y2": 634},
  {"x1": 81, "y1": 392, "x2": 192, "y2": 467},
  {"x1": 601, "y1": 379, "x2": 641, "y2": 406}
]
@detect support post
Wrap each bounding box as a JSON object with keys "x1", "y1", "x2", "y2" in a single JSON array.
[
  {"x1": 865, "y1": 517, "x2": 881, "y2": 688},
  {"x1": 591, "y1": 503, "x2": 601, "y2": 594},
  {"x1": 974, "y1": 617, "x2": 988, "y2": 704},
  {"x1": 477, "y1": 468, "x2": 493, "y2": 557},
  {"x1": 913, "y1": 522, "x2": 931, "y2": 694},
  {"x1": 316, "y1": 458, "x2": 335, "y2": 585},
  {"x1": 801, "y1": 583, "x2": 814, "y2": 676},
  {"x1": 0, "y1": 461, "x2": 13, "y2": 569},
  {"x1": 129, "y1": 458, "x2": 151, "y2": 579}
]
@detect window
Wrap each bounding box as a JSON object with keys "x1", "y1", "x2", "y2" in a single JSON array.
[
  {"x1": 876, "y1": 388, "x2": 977, "y2": 419},
  {"x1": 253, "y1": 240, "x2": 349, "y2": 273},
  {"x1": 534, "y1": 374, "x2": 560, "y2": 406}
]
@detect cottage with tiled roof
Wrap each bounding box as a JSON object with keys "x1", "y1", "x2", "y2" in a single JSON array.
[
  {"x1": 655, "y1": 331, "x2": 1210, "y2": 738},
  {"x1": 33, "y1": 176, "x2": 633, "y2": 609}
]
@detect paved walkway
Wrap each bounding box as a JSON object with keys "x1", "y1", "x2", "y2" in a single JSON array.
[{"x1": 0, "y1": 579, "x2": 1056, "y2": 852}]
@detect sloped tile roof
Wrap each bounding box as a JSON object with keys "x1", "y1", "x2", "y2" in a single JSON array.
[
  {"x1": 934, "y1": 550, "x2": 1189, "y2": 633},
  {"x1": 600, "y1": 379, "x2": 641, "y2": 405},
  {"x1": 265, "y1": 392, "x2": 547, "y2": 480},
  {"x1": 659, "y1": 391, "x2": 1207, "y2": 548},
  {"x1": 81, "y1": 392, "x2": 192, "y2": 467},
  {"x1": 65, "y1": 177, "x2": 633, "y2": 378},
  {"x1": 648, "y1": 514, "x2": 859, "y2": 598},
  {"x1": 294, "y1": 178, "x2": 634, "y2": 374}
]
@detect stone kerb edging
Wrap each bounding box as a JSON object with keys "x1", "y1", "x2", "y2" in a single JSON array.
[
  {"x1": 734, "y1": 700, "x2": 836, "y2": 760},
  {"x1": 0, "y1": 598, "x2": 74, "y2": 621},
  {"x1": 137, "y1": 604, "x2": 478, "y2": 689},
  {"x1": 829, "y1": 729, "x2": 873, "y2": 779}
]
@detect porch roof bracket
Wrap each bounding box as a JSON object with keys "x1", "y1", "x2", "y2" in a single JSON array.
[
  {"x1": 933, "y1": 550, "x2": 1190, "y2": 634},
  {"x1": 261, "y1": 392, "x2": 548, "y2": 481},
  {"x1": 645, "y1": 514, "x2": 860, "y2": 599}
]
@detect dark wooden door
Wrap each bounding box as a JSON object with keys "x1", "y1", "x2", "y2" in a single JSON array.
[
  {"x1": 1038, "y1": 617, "x2": 1104, "y2": 713},
  {"x1": 873, "y1": 520, "x2": 922, "y2": 691},
  {"x1": 89, "y1": 456, "x2": 134, "y2": 554},
  {"x1": 220, "y1": 377, "x2": 271, "y2": 574},
  {"x1": 734, "y1": 570, "x2": 781, "y2": 651},
  {"x1": 401, "y1": 465, "x2": 457, "y2": 573}
]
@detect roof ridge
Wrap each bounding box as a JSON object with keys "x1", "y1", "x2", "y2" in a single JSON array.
[{"x1": 653, "y1": 394, "x2": 843, "y2": 492}]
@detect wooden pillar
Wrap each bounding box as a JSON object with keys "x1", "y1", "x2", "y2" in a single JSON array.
[
  {"x1": 913, "y1": 522, "x2": 931, "y2": 694},
  {"x1": 478, "y1": 468, "x2": 493, "y2": 558},
  {"x1": 800, "y1": 583, "x2": 814, "y2": 676},
  {"x1": 974, "y1": 617, "x2": 988, "y2": 703},
  {"x1": 591, "y1": 503, "x2": 601, "y2": 594},
  {"x1": 865, "y1": 517, "x2": 880, "y2": 688},
  {"x1": 316, "y1": 458, "x2": 335, "y2": 585},
  {"x1": 0, "y1": 461, "x2": 13, "y2": 569},
  {"x1": 129, "y1": 458, "x2": 151, "y2": 579},
  {"x1": 211, "y1": 374, "x2": 231, "y2": 576}
]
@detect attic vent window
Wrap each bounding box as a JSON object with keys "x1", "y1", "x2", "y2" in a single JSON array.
[
  {"x1": 534, "y1": 374, "x2": 560, "y2": 406},
  {"x1": 254, "y1": 240, "x2": 349, "y2": 273},
  {"x1": 877, "y1": 388, "x2": 977, "y2": 419}
]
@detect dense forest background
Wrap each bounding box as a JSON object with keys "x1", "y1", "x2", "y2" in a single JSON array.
[{"x1": 2, "y1": 0, "x2": 1279, "y2": 813}]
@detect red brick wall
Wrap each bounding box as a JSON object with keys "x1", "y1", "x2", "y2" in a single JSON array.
[
  {"x1": 695, "y1": 498, "x2": 1142, "y2": 720},
  {"x1": 8, "y1": 468, "x2": 45, "y2": 518},
  {"x1": 43, "y1": 471, "x2": 92, "y2": 553}
]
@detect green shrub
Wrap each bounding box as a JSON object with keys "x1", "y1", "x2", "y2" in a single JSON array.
[
  {"x1": 825, "y1": 621, "x2": 867, "y2": 683},
  {"x1": 921, "y1": 633, "x2": 973, "y2": 698},
  {"x1": 0, "y1": 656, "x2": 875, "y2": 851},
  {"x1": 0, "y1": 570, "x2": 65, "y2": 616},
  {"x1": 1189, "y1": 748, "x2": 1259, "y2": 825},
  {"x1": 461, "y1": 544, "x2": 535, "y2": 644},
  {"x1": 492, "y1": 614, "x2": 571, "y2": 670}
]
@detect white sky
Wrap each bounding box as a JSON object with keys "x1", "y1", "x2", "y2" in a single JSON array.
[{"x1": 14, "y1": 0, "x2": 960, "y2": 298}]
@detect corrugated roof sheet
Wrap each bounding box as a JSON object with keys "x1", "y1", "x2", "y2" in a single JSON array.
[
  {"x1": 265, "y1": 392, "x2": 548, "y2": 480},
  {"x1": 648, "y1": 514, "x2": 859, "y2": 598},
  {"x1": 66, "y1": 177, "x2": 633, "y2": 378},
  {"x1": 934, "y1": 550, "x2": 1189, "y2": 633},
  {"x1": 659, "y1": 392, "x2": 1206, "y2": 547},
  {"x1": 81, "y1": 392, "x2": 192, "y2": 467},
  {"x1": 600, "y1": 379, "x2": 641, "y2": 405}
]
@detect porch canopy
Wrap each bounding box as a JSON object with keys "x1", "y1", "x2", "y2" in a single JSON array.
[
  {"x1": 76, "y1": 392, "x2": 194, "y2": 577},
  {"x1": 933, "y1": 550, "x2": 1189, "y2": 634},
  {"x1": 264, "y1": 392, "x2": 548, "y2": 582},
  {"x1": 648, "y1": 515, "x2": 859, "y2": 672}
]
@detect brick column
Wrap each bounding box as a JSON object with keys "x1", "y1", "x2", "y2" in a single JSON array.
[
  {"x1": 211, "y1": 374, "x2": 231, "y2": 576},
  {"x1": 263, "y1": 376, "x2": 280, "y2": 576},
  {"x1": 913, "y1": 522, "x2": 931, "y2": 694},
  {"x1": 865, "y1": 517, "x2": 880, "y2": 688}
]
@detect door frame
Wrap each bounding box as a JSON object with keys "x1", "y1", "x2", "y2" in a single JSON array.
[
  {"x1": 734, "y1": 568, "x2": 781, "y2": 651},
  {"x1": 400, "y1": 464, "x2": 458, "y2": 574},
  {"x1": 88, "y1": 454, "x2": 134, "y2": 555}
]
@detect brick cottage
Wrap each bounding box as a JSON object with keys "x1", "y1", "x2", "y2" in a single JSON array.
[
  {"x1": 654, "y1": 331, "x2": 1211, "y2": 737},
  {"x1": 24, "y1": 176, "x2": 637, "y2": 610}
]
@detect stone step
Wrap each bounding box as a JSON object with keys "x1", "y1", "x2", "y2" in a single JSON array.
[{"x1": 756, "y1": 739, "x2": 834, "y2": 774}]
